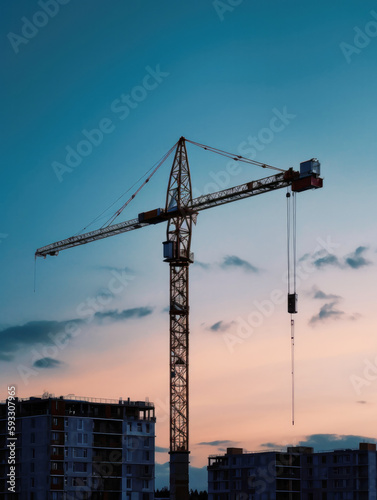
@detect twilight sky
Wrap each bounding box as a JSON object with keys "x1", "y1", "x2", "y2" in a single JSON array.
[{"x1": 1, "y1": 0, "x2": 377, "y2": 490}]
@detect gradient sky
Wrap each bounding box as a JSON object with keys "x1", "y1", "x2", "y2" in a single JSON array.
[{"x1": 1, "y1": 0, "x2": 377, "y2": 490}]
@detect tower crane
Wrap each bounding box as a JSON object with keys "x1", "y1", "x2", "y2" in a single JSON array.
[{"x1": 35, "y1": 137, "x2": 323, "y2": 499}]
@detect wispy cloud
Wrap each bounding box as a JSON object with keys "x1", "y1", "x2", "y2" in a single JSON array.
[
  {"x1": 0, "y1": 306, "x2": 154, "y2": 362},
  {"x1": 194, "y1": 261, "x2": 211, "y2": 270},
  {"x1": 302, "y1": 245, "x2": 373, "y2": 271},
  {"x1": 197, "y1": 440, "x2": 237, "y2": 447},
  {"x1": 313, "y1": 253, "x2": 342, "y2": 269},
  {"x1": 345, "y1": 246, "x2": 371, "y2": 269},
  {"x1": 0, "y1": 320, "x2": 75, "y2": 362},
  {"x1": 208, "y1": 320, "x2": 233, "y2": 332},
  {"x1": 96, "y1": 265, "x2": 134, "y2": 274},
  {"x1": 155, "y1": 446, "x2": 169, "y2": 453},
  {"x1": 221, "y1": 255, "x2": 259, "y2": 273},
  {"x1": 94, "y1": 307, "x2": 153, "y2": 322},
  {"x1": 33, "y1": 357, "x2": 64, "y2": 369},
  {"x1": 308, "y1": 287, "x2": 360, "y2": 325},
  {"x1": 309, "y1": 301, "x2": 345, "y2": 324},
  {"x1": 261, "y1": 434, "x2": 377, "y2": 451},
  {"x1": 311, "y1": 287, "x2": 341, "y2": 300}
]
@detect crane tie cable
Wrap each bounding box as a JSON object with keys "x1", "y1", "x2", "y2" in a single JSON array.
[{"x1": 185, "y1": 138, "x2": 285, "y2": 172}]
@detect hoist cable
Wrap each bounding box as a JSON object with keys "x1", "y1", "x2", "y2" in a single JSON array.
[
  {"x1": 293, "y1": 192, "x2": 297, "y2": 293},
  {"x1": 291, "y1": 318, "x2": 295, "y2": 426}
]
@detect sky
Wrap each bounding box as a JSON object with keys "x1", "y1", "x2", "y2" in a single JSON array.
[{"x1": 1, "y1": 0, "x2": 377, "y2": 491}]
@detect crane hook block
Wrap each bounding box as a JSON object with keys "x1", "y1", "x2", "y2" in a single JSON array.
[{"x1": 288, "y1": 293, "x2": 298, "y2": 314}]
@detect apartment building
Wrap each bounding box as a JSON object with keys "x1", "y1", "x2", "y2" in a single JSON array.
[
  {"x1": 0, "y1": 394, "x2": 155, "y2": 500},
  {"x1": 208, "y1": 443, "x2": 377, "y2": 499}
]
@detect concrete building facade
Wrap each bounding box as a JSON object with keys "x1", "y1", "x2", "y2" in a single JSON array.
[
  {"x1": 0, "y1": 394, "x2": 155, "y2": 500},
  {"x1": 208, "y1": 444, "x2": 377, "y2": 500}
]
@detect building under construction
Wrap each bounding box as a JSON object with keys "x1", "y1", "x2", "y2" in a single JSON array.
[
  {"x1": 0, "y1": 394, "x2": 155, "y2": 499},
  {"x1": 208, "y1": 443, "x2": 377, "y2": 499}
]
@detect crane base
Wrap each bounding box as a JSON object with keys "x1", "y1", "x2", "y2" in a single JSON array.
[{"x1": 170, "y1": 451, "x2": 190, "y2": 500}]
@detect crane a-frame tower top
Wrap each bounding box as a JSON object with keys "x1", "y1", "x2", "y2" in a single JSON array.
[{"x1": 36, "y1": 137, "x2": 323, "y2": 500}]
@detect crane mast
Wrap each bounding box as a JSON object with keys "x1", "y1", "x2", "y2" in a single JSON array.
[
  {"x1": 163, "y1": 138, "x2": 193, "y2": 499},
  {"x1": 35, "y1": 138, "x2": 323, "y2": 500}
]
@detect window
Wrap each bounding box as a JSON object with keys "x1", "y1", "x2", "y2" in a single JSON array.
[
  {"x1": 32, "y1": 448, "x2": 35, "y2": 459},
  {"x1": 137, "y1": 423, "x2": 142, "y2": 432},
  {"x1": 78, "y1": 419, "x2": 83, "y2": 430},
  {"x1": 64, "y1": 448, "x2": 68, "y2": 457},
  {"x1": 143, "y1": 480, "x2": 149, "y2": 489},
  {"x1": 64, "y1": 418, "x2": 68, "y2": 427},
  {"x1": 30, "y1": 432, "x2": 35, "y2": 443},
  {"x1": 146, "y1": 423, "x2": 150, "y2": 433},
  {"x1": 31, "y1": 478, "x2": 35, "y2": 487},
  {"x1": 30, "y1": 462, "x2": 34, "y2": 473},
  {"x1": 53, "y1": 418, "x2": 58, "y2": 426},
  {"x1": 127, "y1": 478, "x2": 132, "y2": 490},
  {"x1": 73, "y1": 448, "x2": 87, "y2": 458},
  {"x1": 52, "y1": 477, "x2": 59, "y2": 485},
  {"x1": 52, "y1": 462, "x2": 59, "y2": 470},
  {"x1": 77, "y1": 433, "x2": 88, "y2": 444},
  {"x1": 127, "y1": 422, "x2": 132, "y2": 432},
  {"x1": 126, "y1": 465, "x2": 131, "y2": 475},
  {"x1": 73, "y1": 462, "x2": 87, "y2": 473},
  {"x1": 144, "y1": 437, "x2": 149, "y2": 447},
  {"x1": 144, "y1": 451, "x2": 150, "y2": 461},
  {"x1": 31, "y1": 418, "x2": 35, "y2": 428},
  {"x1": 73, "y1": 477, "x2": 87, "y2": 486}
]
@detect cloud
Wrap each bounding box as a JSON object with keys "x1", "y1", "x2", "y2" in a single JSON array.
[
  {"x1": 344, "y1": 246, "x2": 371, "y2": 269},
  {"x1": 194, "y1": 261, "x2": 211, "y2": 270},
  {"x1": 0, "y1": 306, "x2": 153, "y2": 362},
  {"x1": 260, "y1": 442, "x2": 284, "y2": 450},
  {"x1": 33, "y1": 357, "x2": 63, "y2": 369},
  {"x1": 97, "y1": 265, "x2": 134, "y2": 274},
  {"x1": 221, "y1": 255, "x2": 259, "y2": 273},
  {"x1": 208, "y1": 321, "x2": 233, "y2": 332},
  {"x1": 94, "y1": 307, "x2": 153, "y2": 321},
  {"x1": 311, "y1": 287, "x2": 341, "y2": 300},
  {"x1": 198, "y1": 440, "x2": 237, "y2": 447},
  {"x1": 313, "y1": 253, "x2": 341, "y2": 269},
  {"x1": 155, "y1": 446, "x2": 169, "y2": 453},
  {"x1": 302, "y1": 245, "x2": 373, "y2": 271},
  {"x1": 298, "y1": 434, "x2": 377, "y2": 450},
  {"x1": 261, "y1": 434, "x2": 377, "y2": 452},
  {"x1": 309, "y1": 301, "x2": 344, "y2": 324},
  {"x1": 0, "y1": 320, "x2": 76, "y2": 362}
]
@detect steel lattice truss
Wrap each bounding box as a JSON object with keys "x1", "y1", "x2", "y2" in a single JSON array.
[{"x1": 165, "y1": 139, "x2": 193, "y2": 457}]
